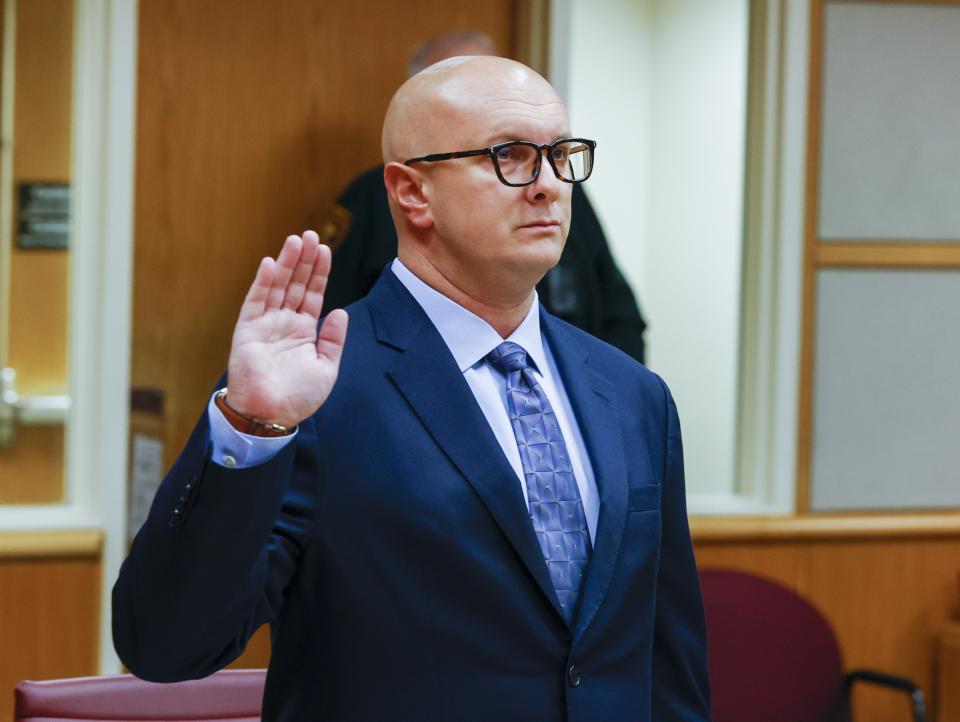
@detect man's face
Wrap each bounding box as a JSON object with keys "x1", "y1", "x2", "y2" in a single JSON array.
[{"x1": 419, "y1": 69, "x2": 573, "y2": 296}]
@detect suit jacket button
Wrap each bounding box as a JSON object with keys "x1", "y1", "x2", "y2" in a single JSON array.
[{"x1": 567, "y1": 665, "x2": 581, "y2": 687}]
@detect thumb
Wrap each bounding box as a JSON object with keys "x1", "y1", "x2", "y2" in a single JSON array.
[{"x1": 316, "y1": 309, "x2": 349, "y2": 364}]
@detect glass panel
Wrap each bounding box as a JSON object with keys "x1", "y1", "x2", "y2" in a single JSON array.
[
  {"x1": 0, "y1": 0, "x2": 73, "y2": 503},
  {"x1": 811, "y1": 269, "x2": 960, "y2": 510},
  {"x1": 818, "y1": 2, "x2": 960, "y2": 242}
]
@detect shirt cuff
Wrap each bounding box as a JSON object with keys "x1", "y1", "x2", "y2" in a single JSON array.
[{"x1": 207, "y1": 392, "x2": 297, "y2": 468}]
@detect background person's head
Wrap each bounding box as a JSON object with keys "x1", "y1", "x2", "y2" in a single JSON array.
[
  {"x1": 407, "y1": 30, "x2": 497, "y2": 77},
  {"x1": 381, "y1": 56, "x2": 573, "y2": 308}
]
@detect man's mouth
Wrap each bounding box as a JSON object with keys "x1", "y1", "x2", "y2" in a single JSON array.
[{"x1": 519, "y1": 220, "x2": 562, "y2": 229}]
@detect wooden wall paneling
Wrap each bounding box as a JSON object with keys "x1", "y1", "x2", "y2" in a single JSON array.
[
  {"x1": 0, "y1": 530, "x2": 101, "y2": 722},
  {"x1": 695, "y1": 533, "x2": 960, "y2": 722},
  {"x1": 0, "y1": 559, "x2": 100, "y2": 722},
  {"x1": 937, "y1": 623, "x2": 960, "y2": 722}
]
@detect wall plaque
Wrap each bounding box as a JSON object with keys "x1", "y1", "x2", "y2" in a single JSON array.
[{"x1": 17, "y1": 182, "x2": 70, "y2": 249}]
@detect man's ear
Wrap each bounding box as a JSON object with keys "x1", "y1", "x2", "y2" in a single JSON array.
[{"x1": 384, "y1": 162, "x2": 433, "y2": 230}]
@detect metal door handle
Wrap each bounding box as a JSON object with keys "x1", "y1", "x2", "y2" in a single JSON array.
[{"x1": 0, "y1": 367, "x2": 70, "y2": 449}]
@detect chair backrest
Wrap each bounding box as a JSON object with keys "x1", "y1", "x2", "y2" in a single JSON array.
[
  {"x1": 14, "y1": 668, "x2": 266, "y2": 722},
  {"x1": 699, "y1": 568, "x2": 849, "y2": 722}
]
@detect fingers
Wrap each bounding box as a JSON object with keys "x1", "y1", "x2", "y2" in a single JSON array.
[
  {"x1": 237, "y1": 256, "x2": 275, "y2": 322},
  {"x1": 242, "y1": 232, "x2": 333, "y2": 322},
  {"x1": 265, "y1": 235, "x2": 303, "y2": 310},
  {"x1": 316, "y1": 308, "x2": 348, "y2": 365},
  {"x1": 300, "y1": 242, "x2": 333, "y2": 319},
  {"x1": 282, "y1": 230, "x2": 320, "y2": 310}
]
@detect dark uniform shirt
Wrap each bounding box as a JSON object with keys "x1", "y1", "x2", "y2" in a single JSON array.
[{"x1": 323, "y1": 166, "x2": 647, "y2": 362}]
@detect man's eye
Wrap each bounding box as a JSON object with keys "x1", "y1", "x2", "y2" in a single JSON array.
[
  {"x1": 496, "y1": 146, "x2": 520, "y2": 161},
  {"x1": 552, "y1": 147, "x2": 568, "y2": 161}
]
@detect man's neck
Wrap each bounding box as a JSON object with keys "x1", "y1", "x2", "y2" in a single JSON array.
[{"x1": 398, "y1": 250, "x2": 535, "y2": 339}]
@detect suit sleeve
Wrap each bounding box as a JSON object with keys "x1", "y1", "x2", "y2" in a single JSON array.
[
  {"x1": 651, "y1": 380, "x2": 711, "y2": 720},
  {"x1": 112, "y1": 398, "x2": 322, "y2": 682}
]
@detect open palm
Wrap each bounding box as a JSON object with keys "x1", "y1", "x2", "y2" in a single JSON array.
[{"x1": 226, "y1": 231, "x2": 348, "y2": 428}]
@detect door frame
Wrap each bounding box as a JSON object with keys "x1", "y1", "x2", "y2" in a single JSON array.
[{"x1": 0, "y1": 0, "x2": 138, "y2": 675}]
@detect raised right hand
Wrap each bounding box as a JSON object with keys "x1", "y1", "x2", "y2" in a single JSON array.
[{"x1": 224, "y1": 230, "x2": 349, "y2": 428}]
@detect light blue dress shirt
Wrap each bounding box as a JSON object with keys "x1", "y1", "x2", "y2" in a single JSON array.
[{"x1": 209, "y1": 258, "x2": 599, "y2": 543}]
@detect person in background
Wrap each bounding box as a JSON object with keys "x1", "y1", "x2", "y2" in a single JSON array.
[{"x1": 322, "y1": 30, "x2": 648, "y2": 362}]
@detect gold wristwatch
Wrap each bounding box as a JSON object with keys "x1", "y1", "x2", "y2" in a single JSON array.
[{"x1": 213, "y1": 388, "x2": 292, "y2": 438}]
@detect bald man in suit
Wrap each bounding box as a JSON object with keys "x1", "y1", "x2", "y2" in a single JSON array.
[{"x1": 114, "y1": 56, "x2": 709, "y2": 722}]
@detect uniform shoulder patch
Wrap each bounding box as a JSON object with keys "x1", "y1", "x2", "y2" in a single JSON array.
[{"x1": 318, "y1": 203, "x2": 352, "y2": 251}]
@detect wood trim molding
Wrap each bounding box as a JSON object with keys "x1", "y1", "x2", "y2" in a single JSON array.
[
  {"x1": 816, "y1": 242, "x2": 960, "y2": 268},
  {"x1": 796, "y1": 0, "x2": 826, "y2": 513},
  {"x1": 512, "y1": 0, "x2": 550, "y2": 79},
  {"x1": 830, "y1": 0, "x2": 960, "y2": 6},
  {"x1": 692, "y1": 513, "x2": 960, "y2": 543},
  {"x1": 0, "y1": 528, "x2": 102, "y2": 558}
]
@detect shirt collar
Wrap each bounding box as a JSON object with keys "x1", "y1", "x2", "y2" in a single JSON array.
[{"x1": 391, "y1": 258, "x2": 546, "y2": 374}]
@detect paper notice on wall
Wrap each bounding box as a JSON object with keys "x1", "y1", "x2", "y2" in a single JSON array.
[{"x1": 129, "y1": 433, "x2": 164, "y2": 542}]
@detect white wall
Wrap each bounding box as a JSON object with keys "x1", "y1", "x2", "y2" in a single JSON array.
[{"x1": 558, "y1": 0, "x2": 748, "y2": 495}]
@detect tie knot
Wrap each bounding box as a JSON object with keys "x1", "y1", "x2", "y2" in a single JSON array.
[{"x1": 487, "y1": 341, "x2": 529, "y2": 374}]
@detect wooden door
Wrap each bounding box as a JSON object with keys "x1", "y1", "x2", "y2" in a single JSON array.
[{"x1": 133, "y1": 0, "x2": 523, "y2": 667}]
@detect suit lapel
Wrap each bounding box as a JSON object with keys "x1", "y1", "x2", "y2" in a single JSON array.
[
  {"x1": 367, "y1": 273, "x2": 567, "y2": 622},
  {"x1": 541, "y1": 313, "x2": 630, "y2": 643}
]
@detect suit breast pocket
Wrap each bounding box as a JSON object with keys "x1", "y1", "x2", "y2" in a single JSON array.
[{"x1": 628, "y1": 483, "x2": 661, "y2": 513}]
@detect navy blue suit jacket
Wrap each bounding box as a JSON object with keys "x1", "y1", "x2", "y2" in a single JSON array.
[{"x1": 113, "y1": 270, "x2": 710, "y2": 721}]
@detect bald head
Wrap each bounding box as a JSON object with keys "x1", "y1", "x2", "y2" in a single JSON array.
[{"x1": 381, "y1": 56, "x2": 566, "y2": 164}]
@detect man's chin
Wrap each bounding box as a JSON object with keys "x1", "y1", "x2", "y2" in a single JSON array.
[{"x1": 507, "y1": 245, "x2": 564, "y2": 287}]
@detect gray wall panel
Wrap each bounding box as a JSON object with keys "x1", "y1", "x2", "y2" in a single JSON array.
[
  {"x1": 818, "y1": 3, "x2": 960, "y2": 241},
  {"x1": 811, "y1": 269, "x2": 960, "y2": 510}
]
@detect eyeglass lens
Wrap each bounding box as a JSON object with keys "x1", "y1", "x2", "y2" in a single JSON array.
[{"x1": 494, "y1": 141, "x2": 593, "y2": 184}]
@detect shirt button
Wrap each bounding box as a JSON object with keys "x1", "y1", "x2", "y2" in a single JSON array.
[
  {"x1": 223, "y1": 454, "x2": 237, "y2": 468},
  {"x1": 567, "y1": 665, "x2": 581, "y2": 687}
]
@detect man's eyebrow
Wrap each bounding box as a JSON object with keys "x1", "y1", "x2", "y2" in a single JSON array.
[{"x1": 482, "y1": 132, "x2": 574, "y2": 146}]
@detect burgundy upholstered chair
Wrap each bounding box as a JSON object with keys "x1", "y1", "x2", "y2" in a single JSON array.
[
  {"x1": 699, "y1": 568, "x2": 926, "y2": 722},
  {"x1": 14, "y1": 668, "x2": 265, "y2": 722}
]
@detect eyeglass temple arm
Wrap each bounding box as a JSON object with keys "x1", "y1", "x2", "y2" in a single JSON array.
[{"x1": 404, "y1": 149, "x2": 491, "y2": 166}]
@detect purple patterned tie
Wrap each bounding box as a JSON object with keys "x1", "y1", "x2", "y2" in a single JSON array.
[{"x1": 487, "y1": 341, "x2": 591, "y2": 622}]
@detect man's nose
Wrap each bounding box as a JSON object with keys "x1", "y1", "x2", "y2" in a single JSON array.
[{"x1": 525, "y1": 150, "x2": 564, "y2": 202}]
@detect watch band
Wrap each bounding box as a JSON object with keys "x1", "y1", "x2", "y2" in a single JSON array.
[{"x1": 213, "y1": 388, "x2": 292, "y2": 438}]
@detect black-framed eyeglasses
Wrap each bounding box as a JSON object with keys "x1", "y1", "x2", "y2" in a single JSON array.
[{"x1": 403, "y1": 138, "x2": 596, "y2": 187}]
